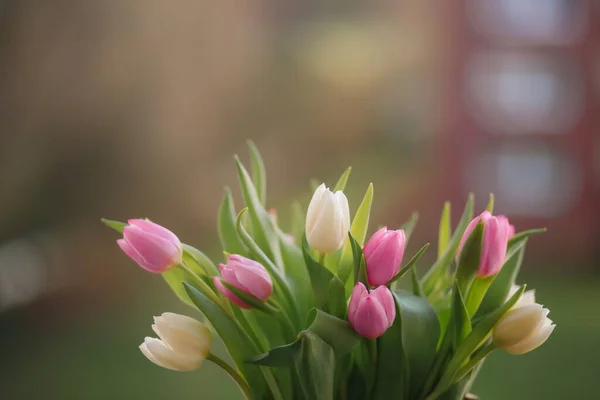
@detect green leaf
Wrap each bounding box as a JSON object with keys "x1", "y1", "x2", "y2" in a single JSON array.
[
  {"x1": 438, "y1": 202, "x2": 451, "y2": 258},
  {"x1": 218, "y1": 188, "x2": 248, "y2": 256},
  {"x1": 182, "y1": 244, "x2": 219, "y2": 276},
  {"x1": 333, "y1": 167, "x2": 352, "y2": 192},
  {"x1": 247, "y1": 140, "x2": 267, "y2": 206},
  {"x1": 162, "y1": 268, "x2": 199, "y2": 307},
  {"x1": 302, "y1": 233, "x2": 335, "y2": 309},
  {"x1": 401, "y1": 212, "x2": 420, "y2": 242},
  {"x1": 349, "y1": 233, "x2": 368, "y2": 287},
  {"x1": 452, "y1": 282, "x2": 471, "y2": 347},
  {"x1": 393, "y1": 290, "x2": 440, "y2": 399},
  {"x1": 438, "y1": 285, "x2": 526, "y2": 392},
  {"x1": 101, "y1": 218, "x2": 126, "y2": 233},
  {"x1": 455, "y1": 221, "x2": 485, "y2": 295},
  {"x1": 184, "y1": 283, "x2": 268, "y2": 398},
  {"x1": 505, "y1": 228, "x2": 546, "y2": 260},
  {"x1": 234, "y1": 155, "x2": 281, "y2": 265},
  {"x1": 327, "y1": 277, "x2": 347, "y2": 319},
  {"x1": 422, "y1": 194, "x2": 474, "y2": 296},
  {"x1": 246, "y1": 339, "x2": 302, "y2": 367},
  {"x1": 388, "y1": 243, "x2": 430, "y2": 285},
  {"x1": 477, "y1": 242, "x2": 527, "y2": 317},
  {"x1": 338, "y1": 183, "x2": 374, "y2": 286},
  {"x1": 372, "y1": 299, "x2": 408, "y2": 400},
  {"x1": 486, "y1": 193, "x2": 494, "y2": 213},
  {"x1": 219, "y1": 280, "x2": 278, "y2": 314},
  {"x1": 290, "y1": 202, "x2": 305, "y2": 243},
  {"x1": 410, "y1": 268, "x2": 423, "y2": 296},
  {"x1": 294, "y1": 333, "x2": 336, "y2": 400},
  {"x1": 303, "y1": 309, "x2": 360, "y2": 358}
]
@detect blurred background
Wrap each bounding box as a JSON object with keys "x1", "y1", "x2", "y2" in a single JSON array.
[{"x1": 0, "y1": 0, "x2": 599, "y2": 399}]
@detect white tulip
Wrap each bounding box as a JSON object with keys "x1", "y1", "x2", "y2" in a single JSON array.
[
  {"x1": 508, "y1": 284, "x2": 536, "y2": 309},
  {"x1": 306, "y1": 184, "x2": 351, "y2": 253},
  {"x1": 139, "y1": 312, "x2": 213, "y2": 371},
  {"x1": 493, "y1": 303, "x2": 555, "y2": 355}
]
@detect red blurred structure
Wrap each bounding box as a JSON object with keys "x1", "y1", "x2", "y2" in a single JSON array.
[{"x1": 438, "y1": 0, "x2": 600, "y2": 263}]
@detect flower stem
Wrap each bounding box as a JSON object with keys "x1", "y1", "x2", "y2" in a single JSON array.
[{"x1": 207, "y1": 353, "x2": 252, "y2": 400}]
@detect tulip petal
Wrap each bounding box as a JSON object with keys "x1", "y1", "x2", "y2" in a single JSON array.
[
  {"x1": 152, "y1": 314, "x2": 212, "y2": 357},
  {"x1": 233, "y1": 263, "x2": 273, "y2": 301},
  {"x1": 307, "y1": 190, "x2": 344, "y2": 252},
  {"x1": 306, "y1": 184, "x2": 327, "y2": 233},
  {"x1": 504, "y1": 320, "x2": 555, "y2": 355},
  {"x1": 123, "y1": 226, "x2": 182, "y2": 270},
  {"x1": 363, "y1": 227, "x2": 388, "y2": 259},
  {"x1": 143, "y1": 337, "x2": 203, "y2": 371},
  {"x1": 117, "y1": 239, "x2": 157, "y2": 272},
  {"x1": 493, "y1": 304, "x2": 549, "y2": 348},
  {"x1": 370, "y1": 286, "x2": 396, "y2": 326},
  {"x1": 213, "y1": 277, "x2": 251, "y2": 309},
  {"x1": 352, "y1": 296, "x2": 390, "y2": 339},
  {"x1": 348, "y1": 282, "x2": 368, "y2": 325},
  {"x1": 128, "y1": 219, "x2": 181, "y2": 247},
  {"x1": 335, "y1": 190, "x2": 351, "y2": 236}
]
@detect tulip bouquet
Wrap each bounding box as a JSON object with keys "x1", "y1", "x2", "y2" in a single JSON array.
[{"x1": 103, "y1": 143, "x2": 554, "y2": 400}]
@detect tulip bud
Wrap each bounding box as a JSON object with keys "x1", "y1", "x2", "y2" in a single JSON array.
[
  {"x1": 139, "y1": 312, "x2": 212, "y2": 371},
  {"x1": 507, "y1": 284, "x2": 536, "y2": 309},
  {"x1": 305, "y1": 184, "x2": 351, "y2": 254},
  {"x1": 493, "y1": 303, "x2": 555, "y2": 355},
  {"x1": 213, "y1": 254, "x2": 273, "y2": 309},
  {"x1": 348, "y1": 283, "x2": 396, "y2": 339},
  {"x1": 363, "y1": 227, "x2": 406, "y2": 286},
  {"x1": 117, "y1": 219, "x2": 183, "y2": 273},
  {"x1": 457, "y1": 211, "x2": 511, "y2": 278},
  {"x1": 508, "y1": 224, "x2": 516, "y2": 238}
]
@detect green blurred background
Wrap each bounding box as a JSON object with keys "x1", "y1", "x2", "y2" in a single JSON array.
[{"x1": 0, "y1": 1, "x2": 599, "y2": 399}]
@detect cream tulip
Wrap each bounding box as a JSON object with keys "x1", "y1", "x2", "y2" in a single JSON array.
[
  {"x1": 507, "y1": 284, "x2": 536, "y2": 309},
  {"x1": 493, "y1": 303, "x2": 555, "y2": 355},
  {"x1": 305, "y1": 183, "x2": 350, "y2": 253},
  {"x1": 139, "y1": 312, "x2": 212, "y2": 371}
]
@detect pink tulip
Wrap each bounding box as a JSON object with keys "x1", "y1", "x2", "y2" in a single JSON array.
[
  {"x1": 213, "y1": 255, "x2": 273, "y2": 309},
  {"x1": 508, "y1": 224, "x2": 516, "y2": 238},
  {"x1": 117, "y1": 219, "x2": 182, "y2": 273},
  {"x1": 348, "y1": 283, "x2": 396, "y2": 339},
  {"x1": 363, "y1": 227, "x2": 406, "y2": 286},
  {"x1": 457, "y1": 211, "x2": 511, "y2": 278}
]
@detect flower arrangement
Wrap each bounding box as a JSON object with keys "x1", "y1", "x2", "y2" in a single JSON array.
[{"x1": 103, "y1": 143, "x2": 554, "y2": 400}]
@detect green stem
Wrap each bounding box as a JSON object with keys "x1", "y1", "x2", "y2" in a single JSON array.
[
  {"x1": 420, "y1": 329, "x2": 453, "y2": 399},
  {"x1": 207, "y1": 353, "x2": 252, "y2": 400}
]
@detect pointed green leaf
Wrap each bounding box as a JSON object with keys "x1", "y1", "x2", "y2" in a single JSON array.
[
  {"x1": 218, "y1": 188, "x2": 248, "y2": 256},
  {"x1": 302, "y1": 234, "x2": 335, "y2": 309},
  {"x1": 234, "y1": 155, "x2": 281, "y2": 265},
  {"x1": 389, "y1": 243, "x2": 430, "y2": 285},
  {"x1": 183, "y1": 283, "x2": 268, "y2": 398},
  {"x1": 401, "y1": 212, "x2": 420, "y2": 242},
  {"x1": 411, "y1": 268, "x2": 423, "y2": 297},
  {"x1": 505, "y1": 228, "x2": 546, "y2": 261},
  {"x1": 162, "y1": 267, "x2": 204, "y2": 307},
  {"x1": 248, "y1": 141, "x2": 267, "y2": 205},
  {"x1": 294, "y1": 333, "x2": 335, "y2": 400},
  {"x1": 338, "y1": 183, "x2": 374, "y2": 285},
  {"x1": 247, "y1": 339, "x2": 302, "y2": 367},
  {"x1": 303, "y1": 309, "x2": 360, "y2": 357},
  {"x1": 327, "y1": 277, "x2": 347, "y2": 319},
  {"x1": 101, "y1": 218, "x2": 126, "y2": 233},
  {"x1": 182, "y1": 244, "x2": 219, "y2": 276},
  {"x1": 290, "y1": 202, "x2": 305, "y2": 243},
  {"x1": 219, "y1": 280, "x2": 278, "y2": 314},
  {"x1": 422, "y1": 194, "x2": 474, "y2": 296},
  {"x1": 438, "y1": 202, "x2": 451, "y2": 258},
  {"x1": 477, "y1": 241, "x2": 527, "y2": 317},
  {"x1": 333, "y1": 167, "x2": 352, "y2": 192},
  {"x1": 452, "y1": 282, "x2": 471, "y2": 347},
  {"x1": 485, "y1": 193, "x2": 494, "y2": 213},
  {"x1": 393, "y1": 290, "x2": 440, "y2": 399},
  {"x1": 455, "y1": 221, "x2": 485, "y2": 294},
  {"x1": 372, "y1": 298, "x2": 408, "y2": 400},
  {"x1": 349, "y1": 233, "x2": 368, "y2": 287}
]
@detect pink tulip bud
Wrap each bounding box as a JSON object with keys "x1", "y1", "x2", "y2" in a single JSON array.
[
  {"x1": 117, "y1": 219, "x2": 183, "y2": 273},
  {"x1": 457, "y1": 211, "x2": 511, "y2": 278},
  {"x1": 508, "y1": 224, "x2": 516, "y2": 238},
  {"x1": 213, "y1": 255, "x2": 273, "y2": 309},
  {"x1": 348, "y1": 283, "x2": 396, "y2": 339},
  {"x1": 363, "y1": 227, "x2": 406, "y2": 286}
]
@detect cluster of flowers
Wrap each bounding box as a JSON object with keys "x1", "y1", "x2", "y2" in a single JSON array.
[{"x1": 105, "y1": 145, "x2": 554, "y2": 399}]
